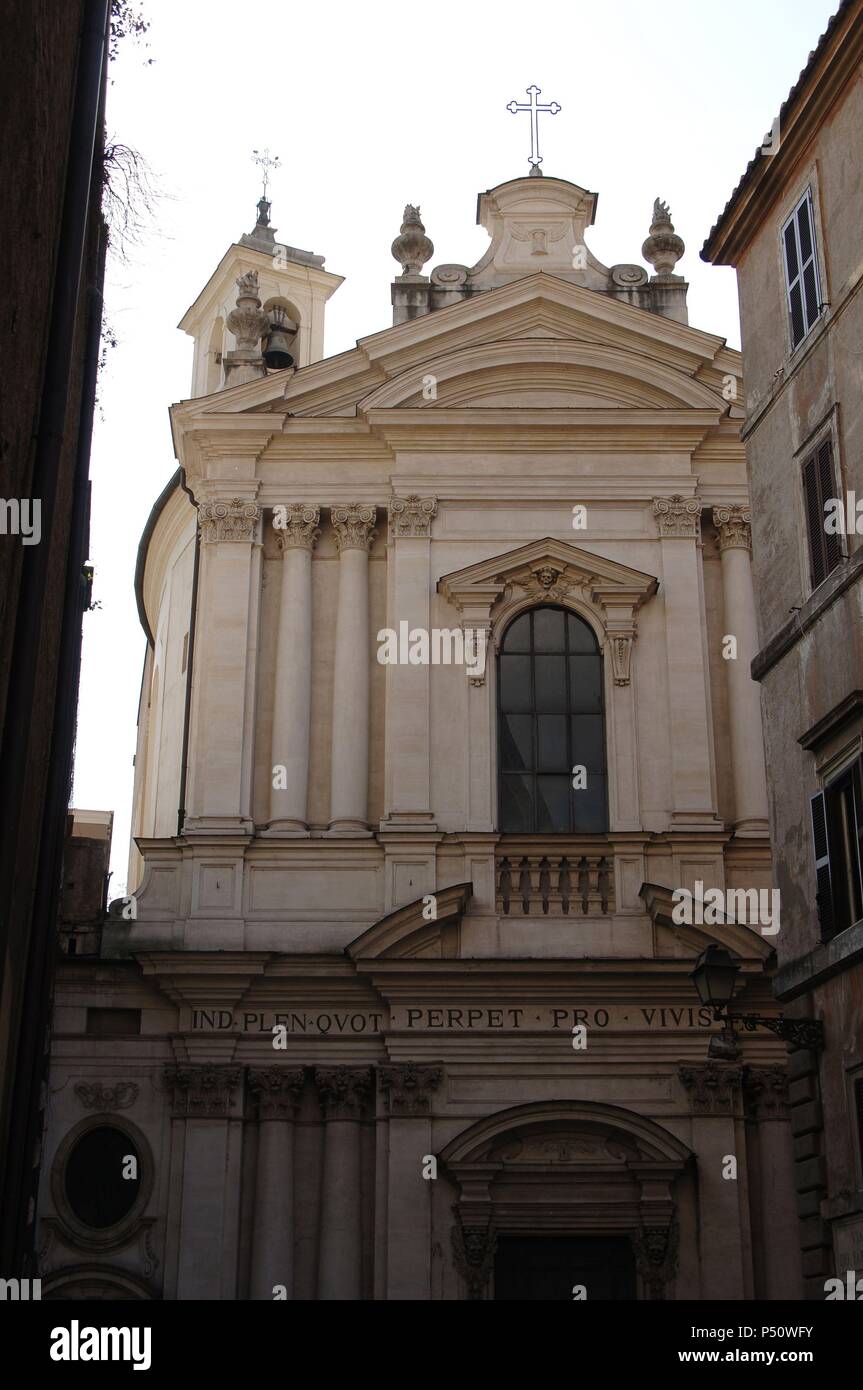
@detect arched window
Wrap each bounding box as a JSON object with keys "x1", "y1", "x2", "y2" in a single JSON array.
[{"x1": 498, "y1": 606, "x2": 607, "y2": 833}]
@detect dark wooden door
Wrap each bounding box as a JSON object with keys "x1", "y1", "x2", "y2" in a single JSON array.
[{"x1": 494, "y1": 1235, "x2": 637, "y2": 1301}]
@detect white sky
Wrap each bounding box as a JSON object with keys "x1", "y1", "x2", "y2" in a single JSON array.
[{"x1": 72, "y1": 0, "x2": 838, "y2": 897}]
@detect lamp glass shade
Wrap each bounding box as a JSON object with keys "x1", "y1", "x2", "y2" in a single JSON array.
[{"x1": 691, "y1": 944, "x2": 739, "y2": 1009}]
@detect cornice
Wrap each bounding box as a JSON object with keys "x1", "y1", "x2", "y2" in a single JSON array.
[{"x1": 703, "y1": 4, "x2": 863, "y2": 265}]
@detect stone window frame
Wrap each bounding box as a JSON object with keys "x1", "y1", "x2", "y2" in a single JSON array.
[{"x1": 50, "y1": 1114, "x2": 155, "y2": 1252}]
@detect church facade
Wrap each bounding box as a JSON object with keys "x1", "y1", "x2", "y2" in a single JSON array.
[{"x1": 39, "y1": 170, "x2": 803, "y2": 1300}]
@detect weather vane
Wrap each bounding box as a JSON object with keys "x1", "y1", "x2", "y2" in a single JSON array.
[
  {"x1": 506, "y1": 85, "x2": 561, "y2": 175},
  {"x1": 252, "y1": 147, "x2": 281, "y2": 199}
]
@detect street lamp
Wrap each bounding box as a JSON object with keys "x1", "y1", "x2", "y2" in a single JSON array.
[{"x1": 689, "y1": 945, "x2": 824, "y2": 1051}]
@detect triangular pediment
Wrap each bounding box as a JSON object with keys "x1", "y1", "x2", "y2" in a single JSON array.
[
  {"x1": 174, "y1": 273, "x2": 736, "y2": 425},
  {"x1": 438, "y1": 537, "x2": 658, "y2": 617}
]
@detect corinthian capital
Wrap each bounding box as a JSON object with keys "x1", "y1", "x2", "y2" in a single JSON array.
[
  {"x1": 331, "y1": 504, "x2": 377, "y2": 553},
  {"x1": 653, "y1": 494, "x2": 702, "y2": 538},
  {"x1": 247, "y1": 1066, "x2": 306, "y2": 1120},
  {"x1": 379, "y1": 1062, "x2": 443, "y2": 1114},
  {"x1": 390, "y1": 495, "x2": 437, "y2": 538},
  {"x1": 163, "y1": 1063, "x2": 241, "y2": 1117},
  {"x1": 713, "y1": 504, "x2": 752, "y2": 552},
  {"x1": 273, "y1": 503, "x2": 320, "y2": 551},
  {"x1": 678, "y1": 1061, "x2": 742, "y2": 1113},
  {"x1": 199, "y1": 497, "x2": 261, "y2": 543},
  {"x1": 314, "y1": 1065, "x2": 373, "y2": 1120}
]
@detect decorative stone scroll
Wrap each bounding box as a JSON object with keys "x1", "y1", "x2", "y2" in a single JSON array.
[
  {"x1": 74, "y1": 1081, "x2": 139, "y2": 1111},
  {"x1": 247, "y1": 1066, "x2": 306, "y2": 1120},
  {"x1": 679, "y1": 1061, "x2": 743, "y2": 1114},
  {"x1": 273, "y1": 503, "x2": 320, "y2": 551},
  {"x1": 314, "y1": 1065, "x2": 373, "y2": 1121},
  {"x1": 653, "y1": 494, "x2": 702, "y2": 538},
  {"x1": 379, "y1": 1062, "x2": 443, "y2": 1115},
  {"x1": 331, "y1": 504, "x2": 377, "y2": 553},
  {"x1": 451, "y1": 1214, "x2": 497, "y2": 1300},
  {"x1": 163, "y1": 1063, "x2": 241, "y2": 1118},
  {"x1": 631, "y1": 1221, "x2": 679, "y2": 1299},
  {"x1": 199, "y1": 497, "x2": 260, "y2": 544},
  {"x1": 713, "y1": 504, "x2": 752, "y2": 552},
  {"x1": 609, "y1": 632, "x2": 636, "y2": 686},
  {"x1": 390, "y1": 495, "x2": 437, "y2": 538}
]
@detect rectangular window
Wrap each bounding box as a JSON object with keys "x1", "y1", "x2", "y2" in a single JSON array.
[
  {"x1": 85, "y1": 1008, "x2": 141, "y2": 1036},
  {"x1": 782, "y1": 190, "x2": 823, "y2": 350},
  {"x1": 810, "y1": 757, "x2": 863, "y2": 940},
  {"x1": 802, "y1": 438, "x2": 842, "y2": 590}
]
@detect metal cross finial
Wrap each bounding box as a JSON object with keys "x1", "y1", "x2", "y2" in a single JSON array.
[
  {"x1": 252, "y1": 147, "x2": 281, "y2": 198},
  {"x1": 506, "y1": 85, "x2": 561, "y2": 175}
]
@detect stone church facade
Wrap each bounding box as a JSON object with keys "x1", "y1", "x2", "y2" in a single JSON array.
[{"x1": 39, "y1": 171, "x2": 803, "y2": 1300}]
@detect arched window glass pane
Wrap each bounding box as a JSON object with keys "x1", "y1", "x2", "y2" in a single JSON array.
[
  {"x1": 498, "y1": 607, "x2": 607, "y2": 833},
  {"x1": 65, "y1": 1126, "x2": 140, "y2": 1228}
]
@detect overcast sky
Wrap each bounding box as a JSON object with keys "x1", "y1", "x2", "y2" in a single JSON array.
[{"x1": 73, "y1": 0, "x2": 838, "y2": 896}]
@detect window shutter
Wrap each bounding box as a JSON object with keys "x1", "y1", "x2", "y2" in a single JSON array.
[
  {"x1": 783, "y1": 220, "x2": 805, "y2": 349},
  {"x1": 782, "y1": 190, "x2": 822, "y2": 349},
  {"x1": 810, "y1": 790, "x2": 835, "y2": 938},
  {"x1": 852, "y1": 757, "x2": 863, "y2": 906},
  {"x1": 855, "y1": 1077, "x2": 863, "y2": 1179},
  {"x1": 802, "y1": 454, "x2": 826, "y2": 588},
  {"x1": 817, "y1": 440, "x2": 843, "y2": 577}
]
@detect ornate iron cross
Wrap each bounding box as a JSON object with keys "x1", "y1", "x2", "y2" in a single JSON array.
[
  {"x1": 252, "y1": 147, "x2": 281, "y2": 198},
  {"x1": 506, "y1": 85, "x2": 561, "y2": 173}
]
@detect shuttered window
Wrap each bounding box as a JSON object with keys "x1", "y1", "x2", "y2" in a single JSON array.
[
  {"x1": 855, "y1": 1077, "x2": 863, "y2": 1180},
  {"x1": 811, "y1": 757, "x2": 863, "y2": 940},
  {"x1": 782, "y1": 190, "x2": 822, "y2": 350},
  {"x1": 802, "y1": 439, "x2": 842, "y2": 590}
]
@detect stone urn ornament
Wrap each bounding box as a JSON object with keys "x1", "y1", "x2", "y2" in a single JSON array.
[{"x1": 391, "y1": 205, "x2": 434, "y2": 278}]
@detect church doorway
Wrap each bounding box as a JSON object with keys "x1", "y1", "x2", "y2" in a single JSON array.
[{"x1": 493, "y1": 1235, "x2": 637, "y2": 1301}]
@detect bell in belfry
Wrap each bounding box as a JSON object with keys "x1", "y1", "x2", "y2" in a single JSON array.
[{"x1": 263, "y1": 305, "x2": 297, "y2": 369}]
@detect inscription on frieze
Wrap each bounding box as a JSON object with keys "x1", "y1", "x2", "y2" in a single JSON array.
[{"x1": 189, "y1": 1004, "x2": 721, "y2": 1034}]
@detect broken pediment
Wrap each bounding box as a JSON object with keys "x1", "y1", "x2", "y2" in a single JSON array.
[{"x1": 346, "y1": 882, "x2": 472, "y2": 960}]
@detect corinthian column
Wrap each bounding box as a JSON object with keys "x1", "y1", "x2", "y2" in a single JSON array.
[
  {"x1": 248, "y1": 1067, "x2": 305, "y2": 1299},
  {"x1": 713, "y1": 506, "x2": 769, "y2": 835},
  {"x1": 315, "y1": 1066, "x2": 373, "y2": 1299},
  {"x1": 328, "y1": 505, "x2": 376, "y2": 834},
  {"x1": 267, "y1": 506, "x2": 320, "y2": 833}
]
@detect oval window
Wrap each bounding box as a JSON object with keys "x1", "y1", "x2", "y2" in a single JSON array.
[{"x1": 64, "y1": 1126, "x2": 140, "y2": 1228}]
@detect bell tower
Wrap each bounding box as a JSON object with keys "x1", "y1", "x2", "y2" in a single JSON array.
[{"x1": 178, "y1": 196, "x2": 343, "y2": 397}]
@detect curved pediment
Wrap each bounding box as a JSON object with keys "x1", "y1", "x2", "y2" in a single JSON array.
[
  {"x1": 440, "y1": 1100, "x2": 693, "y2": 1168},
  {"x1": 346, "y1": 882, "x2": 472, "y2": 960},
  {"x1": 639, "y1": 883, "x2": 776, "y2": 963},
  {"x1": 358, "y1": 339, "x2": 725, "y2": 413}
]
